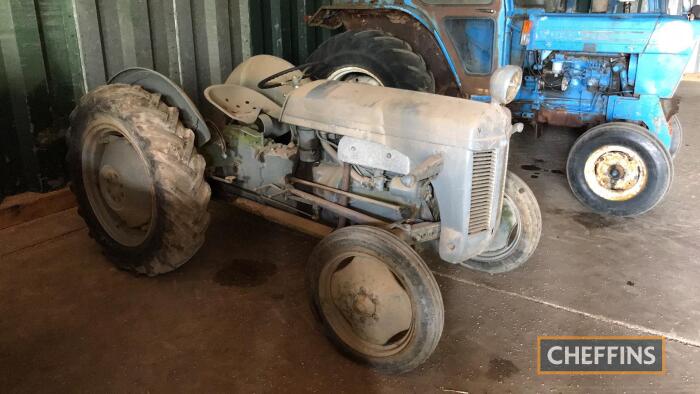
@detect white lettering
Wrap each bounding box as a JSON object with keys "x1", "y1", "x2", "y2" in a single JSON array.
[
  {"x1": 620, "y1": 346, "x2": 625, "y2": 364},
  {"x1": 581, "y1": 346, "x2": 592, "y2": 365},
  {"x1": 594, "y1": 346, "x2": 605, "y2": 364},
  {"x1": 565, "y1": 346, "x2": 579, "y2": 365},
  {"x1": 628, "y1": 346, "x2": 643, "y2": 365},
  {"x1": 547, "y1": 346, "x2": 563, "y2": 365},
  {"x1": 607, "y1": 346, "x2": 619, "y2": 364},
  {"x1": 644, "y1": 346, "x2": 656, "y2": 365}
]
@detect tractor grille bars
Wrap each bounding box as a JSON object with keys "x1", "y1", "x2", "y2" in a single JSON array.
[{"x1": 468, "y1": 150, "x2": 496, "y2": 235}]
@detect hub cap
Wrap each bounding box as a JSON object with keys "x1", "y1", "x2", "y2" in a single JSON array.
[
  {"x1": 328, "y1": 66, "x2": 384, "y2": 87},
  {"x1": 82, "y1": 122, "x2": 155, "y2": 247},
  {"x1": 320, "y1": 253, "x2": 413, "y2": 356},
  {"x1": 583, "y1": 145, "x2": 648, "y2": 201}
]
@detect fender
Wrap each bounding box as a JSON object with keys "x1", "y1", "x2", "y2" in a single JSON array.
[{"x1": 109, "y1": 68, "x2": 211, "y2": 147}]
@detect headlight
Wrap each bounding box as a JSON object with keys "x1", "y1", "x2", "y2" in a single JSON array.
[{"x1": 490, "y1": 65, "x2": 523, "y2": 105}]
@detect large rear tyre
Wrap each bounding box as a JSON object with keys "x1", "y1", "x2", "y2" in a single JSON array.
[
  {"x1": 462, "y1": 172, "x2": 542, "y2": 274},
  {"x1": 307, "y1": 226, "x2": 443, "y2": 374},
  {"x1": 567, "y1": 122, "x2": 672, "y2": 217},
  {"x1": 68, "y1": 84, "x2": 211, "y2": 276},
  {"x1": 307, "y1": 30, "x2": 435, "y2": 92}
]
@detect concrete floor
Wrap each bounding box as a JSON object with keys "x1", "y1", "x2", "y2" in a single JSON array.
[{"x1": 2, "y1": 82, "x2": 699, "y2": 393}]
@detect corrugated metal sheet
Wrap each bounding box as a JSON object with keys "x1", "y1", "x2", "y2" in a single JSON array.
[{"x1": 0, "y1": 0, "x2": 333, "y2": 198}]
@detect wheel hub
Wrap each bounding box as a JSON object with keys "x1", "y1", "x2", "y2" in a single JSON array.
[
  {"x1": 98, "y1": 165, "x2": 126, "y2": 211},
  {"x1": 583, "y1": 145, "x2": 648, "y2": 201},
  {"x1": 352, "y1": 291, "x2": 377, "y2": 317},
  {"x1": 330, "y1": 255, "x2": 412, "y2": 346},
  {"x1": 328, "y1": 66, "x2": 384, "y2": 87},
  {"x1": 97, "y1": 137, "x2": 153, "y2": 227},
  {"x1": 82, "y1": 124, "x2": 155, "y2": 247}
]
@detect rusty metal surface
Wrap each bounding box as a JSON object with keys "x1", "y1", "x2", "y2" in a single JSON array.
[
  {"x1": 535, "y1": 108, "x2": 606, "y2": 128},
  {"x1": 229, "y1": 196, "x2": 332, "y2": 239},
  {"x1": 413, "y1": 0, "x2": 502, "y2": 96},
  {"x1": 343, "y1": 11, "x2": 462, "y2": 97},
  {"x1": 308, "y1": 6, "x2": 460, "y2": 96}
]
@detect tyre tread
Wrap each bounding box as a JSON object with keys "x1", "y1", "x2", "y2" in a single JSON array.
[{"x1": 68, "y1": 84, "x2": 210, "y2": 275}]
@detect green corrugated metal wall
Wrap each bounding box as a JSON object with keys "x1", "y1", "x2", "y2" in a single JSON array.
[{"x1": 0, "y1": 0, "x2": 335, "y2": 199}]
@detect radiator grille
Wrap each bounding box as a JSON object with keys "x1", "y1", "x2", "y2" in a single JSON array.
[{"x1": 468, "y1": 150, "x2": 496, "y2": 235}]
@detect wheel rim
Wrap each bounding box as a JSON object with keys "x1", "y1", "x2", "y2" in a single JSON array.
[
  {"x1": 327, "y1": 66, "x2": 384, "y2": 86},
  {"x1": 583, "y1": 145, "x2": 648, "y2": 201},
  {"x1": 319, "y1": 252, "x2": 414, "y2": 357},
  {"x1": 476, "y1": 195, "x2": 521, "y2": 261},
  {"x1": 82, "y1": 121, "x2": 156, "y2": 247},
  {"x1": 669, "y1": 115, "x2": 682, "y2": 158}
]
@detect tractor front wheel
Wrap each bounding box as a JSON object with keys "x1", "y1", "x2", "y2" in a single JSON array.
[
  {"x1": 307, "y1": 226, "x2": 443, "y2": 374},
  {"x1": 462, "y1": 172, "x2": 542, "y2": 274},
  {"x1": 567, "y1": 122, "x2": 672, "y2": 217},
  {"x1": 68, "y1": 84, "x2": 211, "y2": 275}
]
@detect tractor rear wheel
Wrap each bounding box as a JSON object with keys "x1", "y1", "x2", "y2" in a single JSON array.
[
  {"x1": 567, "y1": 122, "x2": 672, "y2": 217},
  {"x1": 68, "y1": 84, "x2": 211, "y2": 275},
  {"x1": 307, "y1": 30, "x2": 435, "y2": 92}
]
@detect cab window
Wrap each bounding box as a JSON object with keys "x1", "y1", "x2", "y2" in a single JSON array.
[{"x1": 444, "y1": 18, "x2": 495, "y2": 75}]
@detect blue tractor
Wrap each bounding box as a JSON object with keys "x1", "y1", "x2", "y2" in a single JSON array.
[{"x1": 307, "y1": 0, "x2": 700, "y2": 216}]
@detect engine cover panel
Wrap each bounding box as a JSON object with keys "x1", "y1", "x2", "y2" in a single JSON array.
[
  {"x1": 338, "y1": 137, "x2": 411, "y2": 175},
  {"x1": 281, "y1": 80, "x2": 507, "y2": 148}
]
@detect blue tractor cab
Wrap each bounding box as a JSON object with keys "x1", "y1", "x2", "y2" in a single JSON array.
[{"x1": 307, "y1": 0, "x2": 700, "y2": 216}]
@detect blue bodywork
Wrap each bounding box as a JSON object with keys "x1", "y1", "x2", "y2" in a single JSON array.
[
  {"x1": 334, "y1": 0, "x2": 700, "y2": 148},
  {"x1": 516, "y1": 12, "x2": 699, "y2": 146}
]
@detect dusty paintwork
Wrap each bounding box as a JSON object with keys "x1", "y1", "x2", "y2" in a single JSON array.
[{"x1": 202, "y1": 54, "x2": 536, "y2": 267}]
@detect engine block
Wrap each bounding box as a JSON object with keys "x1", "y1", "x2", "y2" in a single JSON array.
[{"x1": 513, "y1": 51, "x2": 628, "y2": 127}]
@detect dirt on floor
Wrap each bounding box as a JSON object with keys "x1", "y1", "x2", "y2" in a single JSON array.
[{"x1": 1, "y1": 82, "x2": 700, "y2": 393}]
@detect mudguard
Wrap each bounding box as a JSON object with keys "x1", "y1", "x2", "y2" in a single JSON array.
[{"x1": 109, "y1": 68, "x2": 211, "y2": 147}]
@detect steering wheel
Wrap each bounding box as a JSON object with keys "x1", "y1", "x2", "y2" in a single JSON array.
[{"x1": 257, "y1": 62, "x2": 320, "y2": 90}]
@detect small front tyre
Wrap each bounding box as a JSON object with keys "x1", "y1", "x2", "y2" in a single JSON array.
[
  {"x1": 68, "y1": 84, "x2": 211, "y2": 276},
  {"x1": 307, "y1": 226, "x2": 444, "y2": 374},
  {"x1": 462, "y1": 172, "x2": 542, "y2": 274}
]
